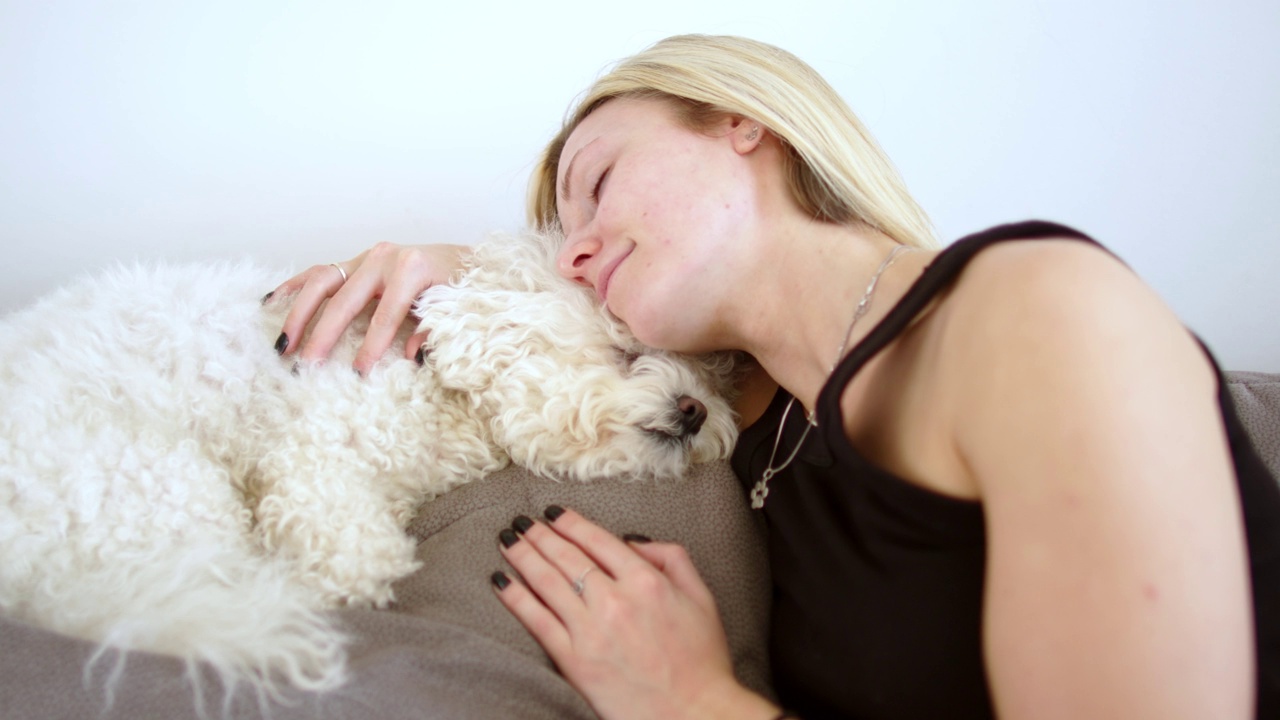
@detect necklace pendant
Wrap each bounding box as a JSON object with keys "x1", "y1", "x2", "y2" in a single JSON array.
[
  {"x1": 750, "y1": 469, "x2": 775, "y2": 510},
  {"x1": 750, "y1": 481, "x2": 769, "y2": 510}
]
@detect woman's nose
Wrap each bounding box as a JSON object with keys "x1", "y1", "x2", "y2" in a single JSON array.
[{"x1": 556, "y1": 230, "x2": 600, "y2": 287}]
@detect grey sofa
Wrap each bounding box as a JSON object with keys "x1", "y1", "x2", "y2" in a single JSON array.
[
  {"x1": 1229, "y1": 372, "x2": 1280, "y2": 478},
  {"x1": 1, "y1": 371, "x2": 1277, "y2": 719}
]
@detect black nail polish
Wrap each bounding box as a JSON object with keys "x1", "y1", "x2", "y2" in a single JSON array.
[
  {"x1": 261, "y1": 291, "x2": 274, "y2": 304},
  {"x1": 622, "y1": 533, "x2": 652, "y2": 544},
  {"x1": 499, "y1": 528, "x2": 520, "y2": 548},
  {"x1": 415, "y1": 346, "x2": 428, "y2": 366},
  {"x1": 274, "y1": 332, "x2": 288, "y2": 355},
  {"x1": 491, "y1": 571, "x2": 511, "y2": 590},
  {"x1": 512, "y1": 515, "x2": 534, "y2": 534},
  {"x1": 544, "y1": 505, "x2": 565, "y2": 522}
]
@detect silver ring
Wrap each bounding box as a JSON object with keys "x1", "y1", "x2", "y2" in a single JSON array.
[
  {"x1": 329, "y1": 263, "x2": 348, "y2": 282},
  {"x1": 571, "y1": 567, "x2": 596, "y2": 596}
]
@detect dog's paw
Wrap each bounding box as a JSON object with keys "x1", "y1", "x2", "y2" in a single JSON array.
[{"x1": 290, "y1": 533, "x2": 423, "y2": 608}]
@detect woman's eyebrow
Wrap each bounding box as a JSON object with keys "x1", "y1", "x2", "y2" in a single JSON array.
[{"x1": 559, "y1": 138, "x2": 599, "y2": 203}]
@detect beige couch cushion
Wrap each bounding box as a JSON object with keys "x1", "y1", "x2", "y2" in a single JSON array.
[{"x1": 1227, "y1": 371, "x2": 1280, "y2": 479}]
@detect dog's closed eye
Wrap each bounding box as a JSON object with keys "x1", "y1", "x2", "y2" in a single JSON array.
[{"x1": 615, "y1": 349, "x2": 641, "y2": 372}]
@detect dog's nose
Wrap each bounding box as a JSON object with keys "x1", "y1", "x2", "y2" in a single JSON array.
[{"x1": 676, "y1": 396, "x2": 707, "y2": 436}]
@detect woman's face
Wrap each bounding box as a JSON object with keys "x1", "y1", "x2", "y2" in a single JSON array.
[{"x1": 554, "y1": 97, "x2": 764, "y2": 353}]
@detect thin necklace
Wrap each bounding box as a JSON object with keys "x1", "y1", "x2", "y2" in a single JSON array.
[{"x1": 749, "y1": 243, "x2": 914, "y2": 510}]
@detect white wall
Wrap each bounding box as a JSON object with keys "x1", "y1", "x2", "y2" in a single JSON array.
[{"x1": 2, "y1": 0, "x2": 1277, "y2": 369}]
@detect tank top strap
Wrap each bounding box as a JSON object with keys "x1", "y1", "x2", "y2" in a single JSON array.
[{"x1": 816, "y1": 220, "x2": 1101, "y2": 431}]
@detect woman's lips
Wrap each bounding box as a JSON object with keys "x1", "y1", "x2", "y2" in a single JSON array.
[{"x1": 597, "y1": 247, "x2": 631, "y2": 307}]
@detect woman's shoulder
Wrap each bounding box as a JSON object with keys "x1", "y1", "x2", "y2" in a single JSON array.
[
  {"x1": 941, "y1": 234, "x2": 1168, "y2": 355},
  {"x1": 834, "y1": 227, "x2": 1217, "y2": 502},
  {"x1": 878, "y1": 226, "x2": 1141, "y2": 378},
  {"x1": 931, "y1": 231, "x2": 1220, "y2": 482}
]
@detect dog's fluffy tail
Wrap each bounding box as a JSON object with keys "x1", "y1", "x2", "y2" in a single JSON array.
[
  {"x1": 7, "y1": 534, "x2": 348, "y2": 714},
  {"x1": 113, "y1": 543, "x2": 346, "y2": 692}
]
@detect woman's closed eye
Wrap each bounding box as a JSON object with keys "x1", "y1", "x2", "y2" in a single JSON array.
[{"x1": 590, "y1": 166, "x2": 611, "y2": 204}]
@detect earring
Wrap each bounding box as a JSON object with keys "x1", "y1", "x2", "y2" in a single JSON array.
[{"x1": 745, "y1": 125, "x2": 760, "y2": 142}]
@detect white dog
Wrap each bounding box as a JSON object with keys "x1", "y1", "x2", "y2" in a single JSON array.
[{"x1": 0, "y1": 229, "x2": 738, "y2": 700}]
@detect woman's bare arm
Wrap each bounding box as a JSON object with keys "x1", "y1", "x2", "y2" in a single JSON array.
[{"x1": 951, "y1": 240, "x2": 1252, "y2": 720}]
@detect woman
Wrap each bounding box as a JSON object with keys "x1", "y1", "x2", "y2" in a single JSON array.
[{"x1": 269, "y1": 35, "x2": 1280, "y2": 720}]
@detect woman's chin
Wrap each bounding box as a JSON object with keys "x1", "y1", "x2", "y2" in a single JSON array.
[{"x1": 633, "y1": 320, "x2": 715, "y2": 355}]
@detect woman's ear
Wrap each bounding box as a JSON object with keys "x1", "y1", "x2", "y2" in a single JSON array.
[{"x1": 728, "y1": 117, "x2": 765, "y2": 155}]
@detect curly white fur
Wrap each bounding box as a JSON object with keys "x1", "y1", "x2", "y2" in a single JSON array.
[{"x1": 0, "y1": 228, "x2": 738, "y2": 705}]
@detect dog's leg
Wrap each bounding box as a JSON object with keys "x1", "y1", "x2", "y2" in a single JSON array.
[
  {"x1": 250, "y1": 358, "x2": 510, "y2": 607},
  {"x1": 252, "y1": 425, "x2": 510, "y2": 608},
  {"x1": 250, "y1": 443, "x2": 418, "y2": 608}
]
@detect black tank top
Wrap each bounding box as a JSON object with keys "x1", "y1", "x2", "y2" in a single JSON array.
[{"x1": 731, "y1": 221, "x2": 1280, "y2": 719}]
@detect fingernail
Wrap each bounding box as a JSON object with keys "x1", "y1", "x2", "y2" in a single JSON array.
[
  {"x1": 499, "y1": 529, "x2": 520, "y2": 548},
  {"x1": 512, "y1": 515, "x2": 534, "y2": 534},
  {"x1": 290, "y1": 362, "x2": 300, "y2": 377},
  {"x1": 415, "y1": 346, "x2": 428, "y2": 366},
  {"x1": 491, "y1": 571, "x2": 511, "y2": 590},
  {"x1": 622, "y1": 533, "x2": 652, "y2": 544},
  {"x1": 543, "y1": 505, "x2": 565, "y2": 522},
  {"x1": 261, "y1": 291, "x2": 274, "y2": 304},
  {"x1": 274, "y1": 332, "x2": 288, "y2": 355}
]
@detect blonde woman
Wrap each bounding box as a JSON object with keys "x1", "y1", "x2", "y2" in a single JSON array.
[{"x1": 271, "y1": 35, "x2": 1280, "y2": 720}]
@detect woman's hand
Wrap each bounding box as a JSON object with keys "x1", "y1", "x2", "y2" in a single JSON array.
[
  {"x1": 492, "y1": 506, "x2": 780, "y2": 720},
  {"x1": 264, "y1": 242, "x2": 469, "y2": 375}
]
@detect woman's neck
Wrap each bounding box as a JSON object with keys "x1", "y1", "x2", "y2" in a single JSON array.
[{"x1": 732, "y1": 221, "x2": 932, "y2": 414}]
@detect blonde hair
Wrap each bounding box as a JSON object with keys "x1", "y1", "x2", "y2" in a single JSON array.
[{"x1": 527, "y1": 34, "x2": 938, "y2": 249}]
